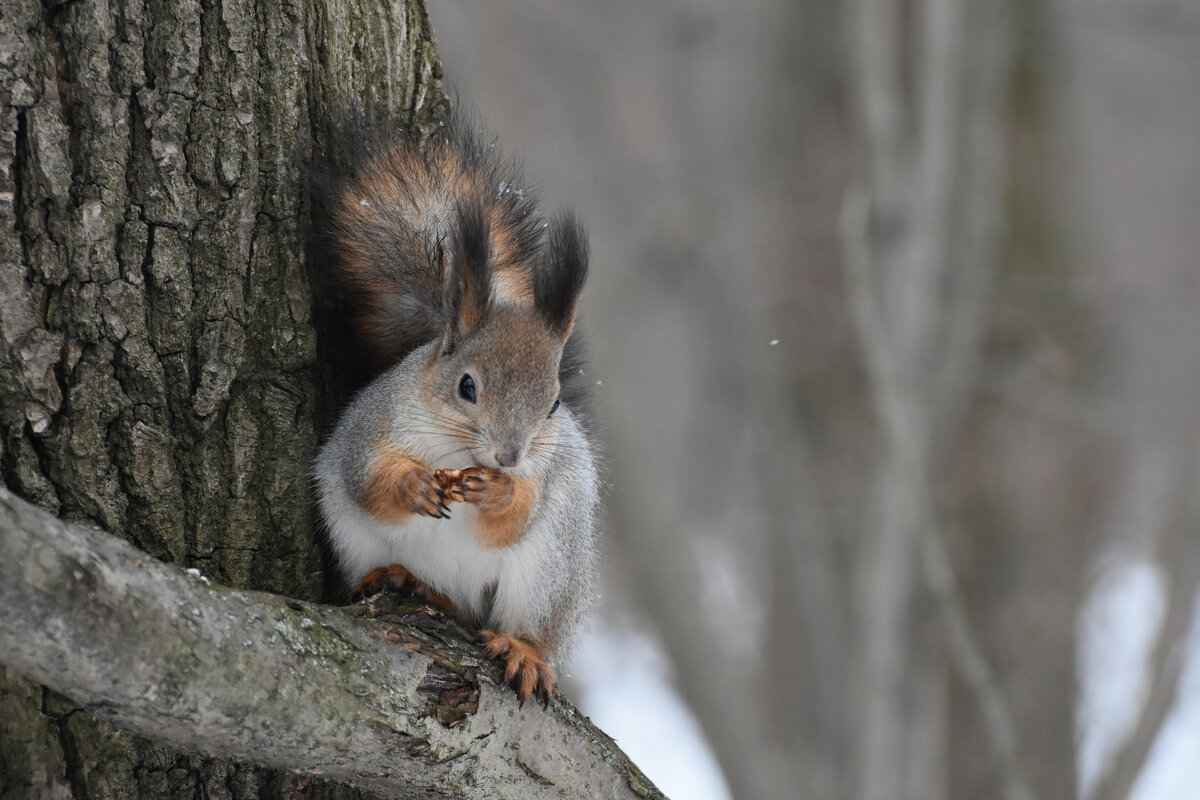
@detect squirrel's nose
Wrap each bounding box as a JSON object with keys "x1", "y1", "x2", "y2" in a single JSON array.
[{"x1": 495, "y1": 448, "x2": 522, "y2": 468}]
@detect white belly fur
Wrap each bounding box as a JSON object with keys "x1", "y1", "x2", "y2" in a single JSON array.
[
  {"x1": 326, "y1": 484, "x2": 547, "y2": 635},
  {"x1": 315, "y1": 348, "x2": 561, "y2": 639}
]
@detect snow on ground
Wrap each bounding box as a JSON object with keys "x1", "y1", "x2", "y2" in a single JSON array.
[
  {"x1": 1078, "y1": 557, "x2": 1200, "y2": 800},
  {"x1": 570, "y1": 624, "x2": 732, "y2": 800},
  {"x1": 1128, "y1": 590, "x2": 1200, "y2": 800},
  {"x1": 571, "y1": 558, "x2": 1200, "y2": 800}
]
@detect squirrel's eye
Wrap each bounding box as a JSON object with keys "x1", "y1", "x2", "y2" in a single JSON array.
[
  {"x1": 458, "y1": 374, "x2": 476, "y2": 403},
  {"x1": 548, "y1": 398, "x2": 561, "y2": 418}
]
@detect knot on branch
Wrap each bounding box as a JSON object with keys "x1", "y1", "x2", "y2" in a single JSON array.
[{"x1": 360, "y1": 596, "x2": 482, "y2": 727}]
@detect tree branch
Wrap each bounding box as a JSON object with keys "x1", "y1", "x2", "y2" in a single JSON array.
[
  {"x1": 0, "y1": 489, "x2": 663, "y2": 800},
  {"x1": 842, "y1": 0, "x2": 1033, "y2": 794},
  {"x1": 841, "y1": 191, "x2": 1033, "y2": 800}
]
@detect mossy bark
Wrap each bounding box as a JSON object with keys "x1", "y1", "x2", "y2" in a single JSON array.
[
  {"x1": 0, "y1": 0, "x2": 446, "y2": 796},
  {"x1": 0, "y1": 491, "x2": 664, "y2": 800}
]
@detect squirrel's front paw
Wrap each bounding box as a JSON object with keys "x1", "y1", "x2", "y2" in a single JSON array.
[
  {"x1": 399, "y1": 469, "x2": 451, "y2": 519},
  {"x1": 478, "y1": 630, "x2": 555, "y2": 709},
  {"x1": 438, "y1": 467, "x2": 513, "y2": 511}
]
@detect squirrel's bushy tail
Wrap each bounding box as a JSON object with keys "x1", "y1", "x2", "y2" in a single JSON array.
[
  {"x1": 316, "y1": 113, "x2": 595, "y2": 424},
  {"x1": 324, "y1": 119, "x2": 542, "y2": 369}
]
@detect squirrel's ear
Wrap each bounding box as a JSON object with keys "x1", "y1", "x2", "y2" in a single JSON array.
[
  {"x1": 441, "y1": 199, "x2": 493, "y2": 356},
  {"x1": 535, "y1": 212, "x2": 588, "y2": 339}
]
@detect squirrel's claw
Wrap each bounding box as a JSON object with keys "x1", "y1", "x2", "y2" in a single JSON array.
[
  {"x1": 351, "y1": 563, "x2": 459, "y2": 617},
  {"x1": 352, "y1": 563, "x2": 415, "y2": 601},
  {"x1": 422, "y1": 501, "x2": 449, "y2": 519},
  {"x1": 399, "y1": 469, "x2": 451, "y2": 520},
  {"x1": 478, "y1": 629, "x2": 555, "y2": 708},
  {"x1": 438, "y1": 467, "x2": 512, "y2": 510}
]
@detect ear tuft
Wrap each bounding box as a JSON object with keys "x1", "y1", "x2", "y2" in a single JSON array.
[
  {"x1": 535, "y1": 212, "x2": 588, "y2": 337},
  {"x1": 442, "y1": 198, "x2": 493, "y2": 353}
]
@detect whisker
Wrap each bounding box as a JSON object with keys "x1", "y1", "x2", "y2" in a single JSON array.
[
  {"x1": 524, "y1": 443, "x2": 594, "y2": 473},
  {"x1": 397, "y1": 409, "x2": 484, "y2": 437},
  {"x1": 402, "y1": 405, "x2": 482, "y2": 429},
  {"x1": 429, "y1": 445, "x2": 475, "y2": 464},
  {"x1": 402, "y1": 414, "x2": 481, "y2": 438},
  {"x1": 408, "y1": 405, "x2": 483, "y2": 429},
  {"x1": 401, "y1": 428, "x2": 476, "y2": 441}
]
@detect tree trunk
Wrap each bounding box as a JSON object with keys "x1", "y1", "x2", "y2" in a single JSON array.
[{"x1": 0, "y1": 0, "x2": 445, "y2": 796}]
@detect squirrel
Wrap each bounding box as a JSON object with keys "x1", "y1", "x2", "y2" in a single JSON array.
[{"x1": 313, "y1": 119, "x2": 600, "y2": 707}]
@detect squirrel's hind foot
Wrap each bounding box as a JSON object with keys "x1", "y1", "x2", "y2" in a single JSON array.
[
  {"x1": 478, "y1": 629, "x2": 555, "y2": 709},
  {"x1": 352, "y1": 563, "x2": 457, "y2": 615},
  {"x1": 353, "y1": 563, "x2": 415, "y2": 600}
]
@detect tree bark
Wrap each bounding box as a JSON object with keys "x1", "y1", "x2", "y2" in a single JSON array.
[
  {"x1": 0, "y1": 0, "x2": 645, "y2": 797},
  {"x1": 0, "y1": 489, "x2": 662, "y2": 800}
]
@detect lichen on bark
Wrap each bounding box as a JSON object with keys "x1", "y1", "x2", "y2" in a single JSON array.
[
  {"x1": 0, "y1": 0, "x2": 448, "y2": 795},
  {"x1": 0, "y1": 491, "x2": 664, "y2": 799}
]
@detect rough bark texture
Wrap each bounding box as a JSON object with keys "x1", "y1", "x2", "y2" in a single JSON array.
[
  {"x1": 0, "y1": 0, "x2": 457, "y2": 796},
  {"x1": 0, "y1": 489, "x2": 663, "y2": 800}
]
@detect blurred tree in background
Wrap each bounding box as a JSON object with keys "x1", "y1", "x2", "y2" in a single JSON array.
[
  {"x1": 2, "y1": 0, "x2": 1196, "y2": 797},
  {"x1": 431, "y1": 1, "x2": 1200, "y2": 799}
]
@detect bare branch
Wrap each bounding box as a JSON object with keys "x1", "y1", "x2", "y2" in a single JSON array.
[
  {"x1": 841, "y1": 0, "x2": 1030, "y2": 794},
  {"x1": 841, "y1": 193, "x2": 1033, "y2": 800},
  {"x1": 0, "y1": 489, "x2": 663, "y2": 800}
]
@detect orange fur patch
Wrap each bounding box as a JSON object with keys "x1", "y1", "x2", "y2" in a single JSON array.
[
  {"x1": 491, "y1": 264, "x2": 533, "y2": 303},
  {"x1": 434, "y1": 468, "x2": 538, "y2": 550},
  {"x1": 476, "y1": 475, "x2": 537, "y2": 550},
  {"x1": 354, "y1": 563, "x2": 415, "y2": 598},
  {"x1": 353, "y1": 563, "x2": 460, "y2": 617},
  {"x1": 479, "y1": 629, "x2": 555, "y2": 704},
  {"x1": 361, "y1": 449, "x2": 435, "y2": 524}
]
